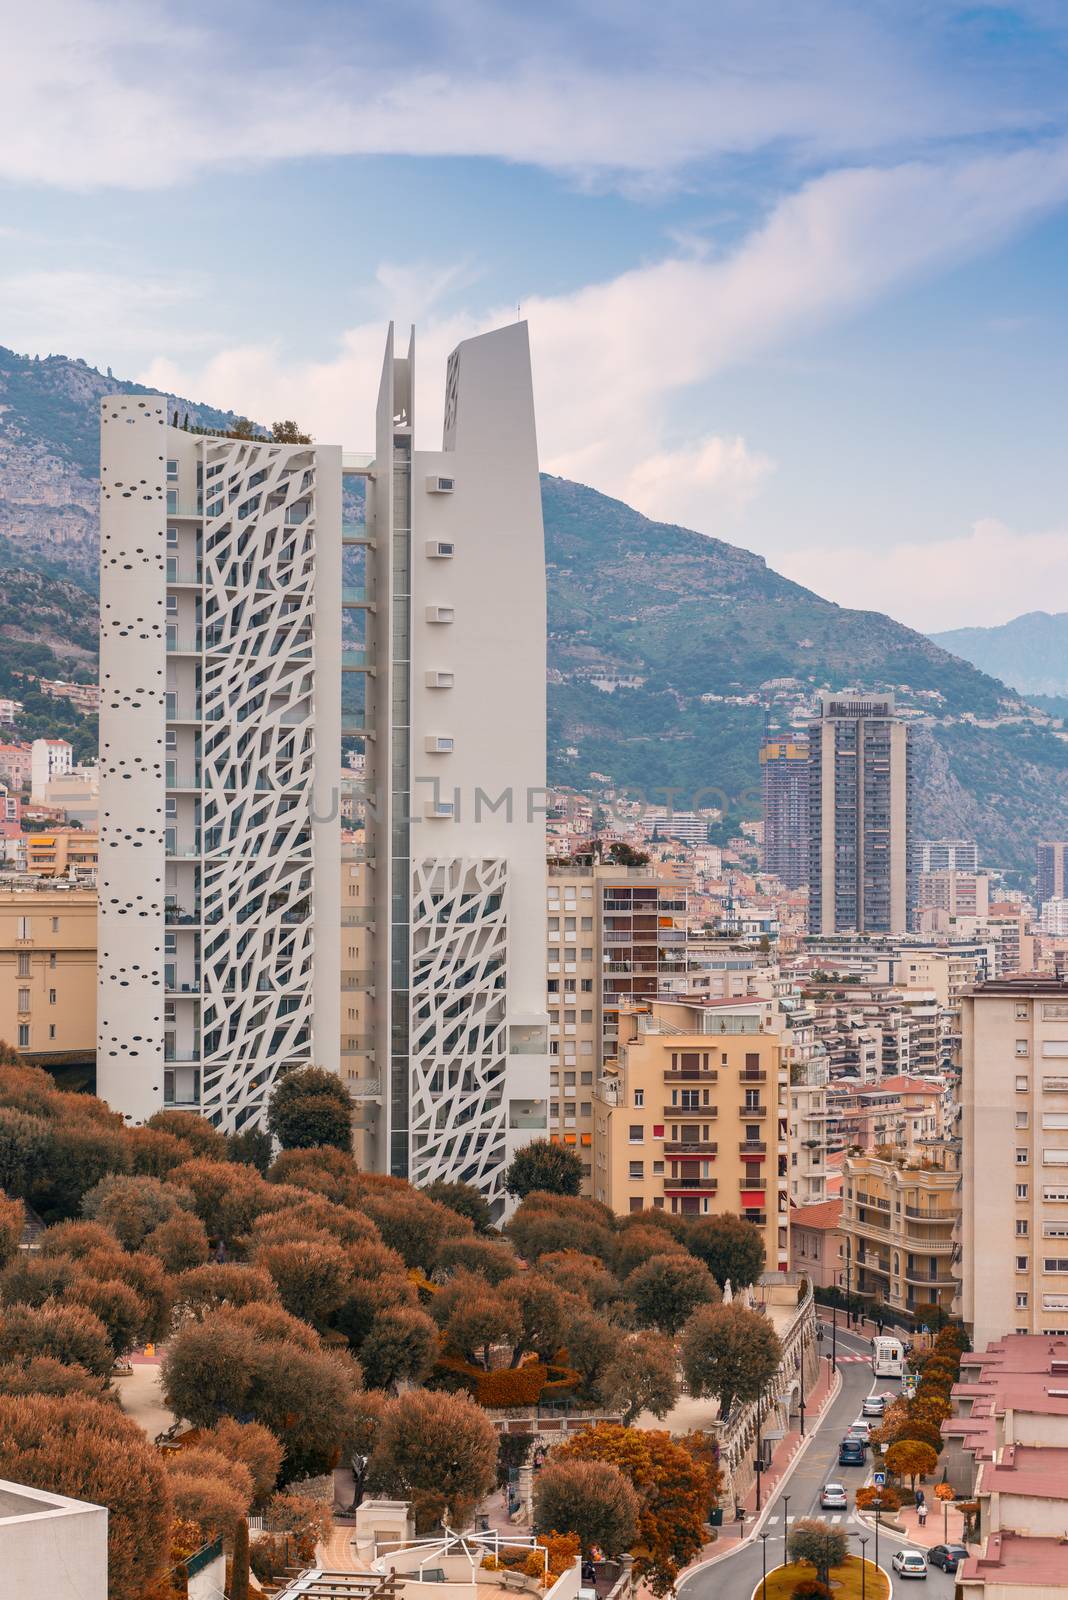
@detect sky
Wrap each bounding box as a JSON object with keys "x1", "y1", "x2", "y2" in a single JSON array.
[{"x1": 3, "y1": 0, "x2": 1068, "y2": 631}]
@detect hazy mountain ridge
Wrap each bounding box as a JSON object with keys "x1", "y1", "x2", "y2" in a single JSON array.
[
  {"x1": 0, "y1": 347, "x2": 1065, "y2": 872},
  {"x1": 930, "y1": 611, "x2": 1068, "y2": 698}
]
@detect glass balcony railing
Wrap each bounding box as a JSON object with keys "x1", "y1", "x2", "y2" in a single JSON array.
[{"x1": 342, "y1": 586, "x2": 373, "y2": 605}]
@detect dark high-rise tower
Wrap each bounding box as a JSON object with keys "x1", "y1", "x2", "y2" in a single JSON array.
[
  {"x1": 760, "y1": 733, "x2": 810, "y2": 888},
  {"x1": 808, "y1": 693, "x2": 913, "y2": 934},
  {"x1": 1037, "y1": 841, "x2": 1068, "y2": 904}
]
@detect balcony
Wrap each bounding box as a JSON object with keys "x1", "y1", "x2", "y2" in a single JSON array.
[
  {"x1": 341, "y1": 907, "x2": 374, "y2": 926},
  {"x1": 342, "y1": 586, "x2": 374, "y2": 606},
  {"x1": 340, "y1": 1037, "x2": 374, "y2": 1055},
  {"x1": 739, "y1": 1140, "x2": 766, "y2": 1156},
  {"x1": 739, "y1": 1070, "x2": 767, "y2": 1084},
  {"x1": 663, "y1": 1069, "x2": 717, "y2": 1083},
  {"x1": 664, "y1": 1140, "x2": 717, "y2": 1156},
  {"x1": 341, "y1": 971, "x2": 374, "y2": 990},
  {"x1": 664, "y1": 1177, "x2": 719, "y2": 1192},
  {"x1": 738, "y1": 1105, "x2": 767, "y2": 1119},
  {"x1": 664, "y1": 1104, "x2": 716, "y2": 1118},
  {"x1": 165, "y1": 907, "x2": 201, "y2": 926},
  {"x1": 164, "y1": 1050, "x2": 201, "y2": 1063},
  {"x1": 903, "y1": 1206, "x2": 955, "y2": 1223}
]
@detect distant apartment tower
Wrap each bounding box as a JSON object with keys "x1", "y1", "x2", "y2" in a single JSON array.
[
  {"x1": 1037, "y1": 842, "x2": 1068, "y2": 904},
  {"x1": 808, "y1": 693, "x2": 913, "y2": 935},
  {"x1": 98, "y1": 396, "x2": 342, "y2": 1128},
  {"x1": 760, "y1": 732, "x2": 809, "y2": 888},
  {"x1": 959, "y1": 977, "x2": 1068, "y2": 1346},
  {"x1": 545, "y1": 861, "x2": 688, "y2": 1188},
  {"x1": 920, "y1": 838, "x2": 978, "y2": 873},
  {"x1": 30, "y1": 738, "x2": 72, "y2": 801},
  {"x1": 1040, "y1": 899, "x2": 1068, "y2": 937}
]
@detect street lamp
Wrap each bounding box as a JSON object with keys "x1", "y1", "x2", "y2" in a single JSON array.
[
  {"x1": 859, "y1": 1535, "x2": 869, "y2": 1600},
  {"x1": 761, "y1": 1531, "x2": 770, "y2": 1600},
  {"x1": 799, "y1": 1336, "x2": 806, "y2": 1437},
  {"x1": 783, "y1": 1496, "x2": 790, "y2": 1568},
  {"x1": 874, "y1": 1502, "x2": 881, "y2": 1578},
  {"x1": 755, "y1": 1391, "x2": 765, "y2": 1513},
  {"x1": 832, "y1": 1301, "x2": 838, "y2": 1371}
]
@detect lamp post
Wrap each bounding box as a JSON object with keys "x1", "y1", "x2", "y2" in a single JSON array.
[
  {"x1": 799, "y1": 1335, "x2": 806, "y2": 1437},
  {"x1": 874, "y1": 1503, "x2": 881, "y2": 1578},
  {"x1": 859, "y1": 1535, "x2": 869, "y2": 1600},
  {"x1": 755, "y1": 1391, "x2": 765, "y2": 1513},
  {"x1": 761, "y1": 1532, "x2": 769, "y2": 1600},
  {"x1": 832, "y1": 1302, "x2": 838, "y2": 1371},
  {"x1": 782, "y1": 1496, "x2": 790, "y2": 1568}
]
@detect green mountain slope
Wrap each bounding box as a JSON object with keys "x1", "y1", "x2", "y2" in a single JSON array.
[
  {"x1": 930, "y1": 611, "x2": 1068, "y2": 698},
  {"x1": 0, "y1": 349, "x2": 1065, "y2": 872}
]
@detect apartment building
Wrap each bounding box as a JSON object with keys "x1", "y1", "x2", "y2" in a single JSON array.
[
  {"x1": 920, "y1": 839, "x2": 979, "y2": 873},
  {"x1": 789, "y1": 1197, "x2": 844, "y2": 1291},
  {"x1": 592, "y1": 998, "x2": 790, "y2": 1270},
  {"x1": 808, "y1": 693, "x2": 913, "y2": 935},
  {"x1": 0, "y1": 888, "x2": 96, "y2": 1060},
  {"x1": 918, "y1": 869, "x2": 990, "y2": 920},
  {"x1": 760, "y1": 733, "x2": 809, "y2": 888},
  {"x1": 1039, "y1": 897, "x2": 1068, "y2": 937},
  {"x1": 987, "y1": 908, "x2": 1036, "y2": 977},
  {"x1": 546, "y1": 861, "x2": 687, "y2": 1185},
  {"x1": 829, "y1": 1075, "x2": 947, "y2": 1157},
  {"x1": 959, "y1": 977, "x2": 1068, "y2": 1348},
  {"x1": 25, "y1": 830, "x2": 98, "y2": 881},
  {"x1": 0, "y1": 744, "x2": 31, "y2": 793},
  {"x1": 942, "y1": 1335, "x2": 1068, "y2": 1600},
  {"x1": 30, "y1": 738, "x2": 72, "y2": 801},
  {"x1": 840, "y1": 1149, "x2": 958, "y2": 1318},
  {"x1": 1036, "y1": 841, "x2": 1068, "y2": 905},
  {"x1": 99, "y1": 325, "x2": 549, "y2": 1208}
]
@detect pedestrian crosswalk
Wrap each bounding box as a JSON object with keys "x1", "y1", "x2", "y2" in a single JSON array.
[
  {"x1": 837, "y1": 1354, "x2": 871, "y2": 1364},
  {"x1": 765, "y1": 1514, "x2": 854, "y2": 1526}
]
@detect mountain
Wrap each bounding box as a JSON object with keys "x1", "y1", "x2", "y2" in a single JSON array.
[
  {"x1": 1, "y1": 346, "x2": 1067, "y2": 873},
  {"x1": 930, "y1": 612, "x2": 1068, "y2": 698}
]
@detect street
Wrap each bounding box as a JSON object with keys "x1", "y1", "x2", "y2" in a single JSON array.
[{"x1": 679, "y1": 1326, "x2": 958, "y2": 1600}]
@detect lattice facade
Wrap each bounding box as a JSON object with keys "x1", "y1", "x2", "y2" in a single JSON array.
[
  {"x1": 99, "y1": 409, "x2": 340, "y2": 1129},
  {"x1": 409, "y1": 857, "x2": 511, "y2": 1201}
]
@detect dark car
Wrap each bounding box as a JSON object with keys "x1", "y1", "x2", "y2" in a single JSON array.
[
  {"x1": 838, "y1": 1436, "x2": 866, "y2": 1466},
  {"x1": 927, "y1": 1545, "x2": 969, "y2": 1572}
]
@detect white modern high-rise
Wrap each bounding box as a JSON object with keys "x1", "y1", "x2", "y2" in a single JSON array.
[
  {"x1": 99, "y1": 323, "x2": 550, "y2": 1208},
  {"x1": 98, "y1": 396, "x2": 341, "y2": 1128}
]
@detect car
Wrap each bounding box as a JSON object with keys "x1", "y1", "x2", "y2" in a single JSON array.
[
  {"x1": 892, "y1": 1551, "x2": 928, "y2": 1580},
  {"x1": 820, "y1": 1483, "x2": 848, "y2": 1510},
  {"x1": 863, "y1": 1393, "x2": 890, "y2": 1417},
  {"x1": 848, "y1": 1418, "x2": 874, "y2": 1441},
  {"x1": 927, "y1": 1545, "x2": 969, "y2": 1573},
  {"x1": 838, "y1": 1437, "x2": 866, "y2": 1466}
]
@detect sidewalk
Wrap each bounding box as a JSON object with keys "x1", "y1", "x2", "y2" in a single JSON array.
[
  {"x1": 857, "y1": 1498, "x2": 966, "y2": 1550},
  {"x1": 698, "y1": 1358, "x2": 841, "y2": 1556}
]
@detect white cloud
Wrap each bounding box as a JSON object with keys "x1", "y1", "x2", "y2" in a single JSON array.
[
  {"x1": 776, "y1": 518, "x2": 1068, "y2": 632},
  {"x1": 622, "y1": 436, "x2": 776, "y2": 523},
  {"x1": 0, "y1": 0, "x2": 1054, "y2": 190},
  {"x1": 0, "y1": 269, "x2": 213, "y2": 369},
  {"x1": 139, "y1": 139, "x2": 1068, "y2": 533}
]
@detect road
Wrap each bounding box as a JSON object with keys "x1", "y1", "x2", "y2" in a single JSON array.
[{"x1": 679, "y1": 1327, "x2": 958, "y2": 1600}]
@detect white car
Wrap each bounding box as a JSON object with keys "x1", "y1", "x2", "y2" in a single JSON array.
[
  {"x1": 848, "y1": 1417, "x2": 873, "y2": 1441},
  {"x1": 893, "y1": 1551, "x2": 928, "y2": 1580},
  {"x1": 863, "y1": 1392, "x2": 890, "y2": 1417},
  {"x1": 820, "y1": 1482, "x2": 848, "y2": 1510}
]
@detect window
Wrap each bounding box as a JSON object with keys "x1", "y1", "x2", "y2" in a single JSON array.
[
  {"x1": 581, "y1": 979, "x2": 593, "y2": 993},
  {"x1": 1017, "y1": 1183, "x2": 1030, "y2": 1200},
  {"x1": 629, "y1": 1198, "x2": 644, "y2": 1213},
  {"x1": 634, "y1": 1090, "x2": 644, "y2": 1108},
  {"x1": 1016, "y1": 1291, "x2": 1029, "y2": 1308},
  {"x1": 17, "y1": 1025, "x2": 28, "y2": 1047},
  {"x1": 48, "y1": 989, "x2": 56, "y2": 1005},
  {"x1": 1016, "y1": 1040, "x2": 1029, "y2": 1057},
  {"x1": 16, "y1": 953, "x2": 29, "y2": 978},
  {"x1": 1016, "y1": 1255, "x2": 1029, "y2": 1271},
  {"x1": 51, "y1": 918, "x2": 59, "y2": 933},
  {"x1": 629, "y1": 1125, "x2": 644, "y2": 1143},
  {"x1": 1017, "y1": 1148, "x2": 1030, "y2": 1164},
  {"x1": 1017, "y1": 1111, "x2": 1030, "y2": 1128},
  {"x1": 48, "y1": 1025, "x2": 56, "y2": 1040},
  {"x1": 581, "y1": 917, "x2": 593, "y2": 931},
  {"x1": 1016, "y1": 1075, "x2": 1030, "y2": 1091},
  {"x1": 1016, "y1": 1002, "x2": 1030, "y2": 1020},
  {"x1": 652, "y1": 1124, "x2": 664, "y2": 1138},
  {"x1": 629, "y1": 1161, "x2": 644, "y2": 1180},
  {"x1": 581, "y1": 947, "x2": 593, "y2": 961},
  {"x1": 17, "y1": 989, "x2": 29, "y2": 1012},
  {"x1": 16, "y1": 917, "x2": 29, "y2": 939},
  {"x1": 1044, "y1": 1258, "x2": 1068, "y2": 1273},
  {"x1": 48, "y1": 952, "x2": 56, "y2": 970},
  {"x1": 1017, "y1": 1219, "x2": 1030, "y2": 1236}
]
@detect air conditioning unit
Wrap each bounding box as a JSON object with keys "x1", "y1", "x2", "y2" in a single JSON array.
[
  {"x1": 426, "y1": 606, "x2": 454, "y2": 624},
  {"x1": 425, "y1": 736, "x2": 455, "y2": 754},
  {"x1": 425, "y1": 799, "x2": 455, "y2": 819},
  {"x1": 426, "y1": 540, "x2": 455, "y2": 558},
  {"x1": 426, "y1": 475, "x2": 455, "y2": 494},
  {"x1": 425, "y1": 671, "x2": 454, "y2": 689}
]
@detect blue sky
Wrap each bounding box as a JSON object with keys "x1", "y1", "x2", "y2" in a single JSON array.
[{"x1": 3, "y1": 0, "x2": 1068, "y2": 629}]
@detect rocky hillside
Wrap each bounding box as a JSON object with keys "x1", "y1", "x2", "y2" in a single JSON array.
[
  {"x1": 1, "y1": 348, "x2": 1065, "y2": 872},
  {"x1": 931, "y1": 611, "x2": 1068, "y2": 698}
]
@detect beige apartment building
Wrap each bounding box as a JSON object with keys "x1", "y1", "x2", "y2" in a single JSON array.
[
  {"x1": 841, "y1": 1149, "x2": 958, "y2": 1319},
  {"x1": 25, "y1": 830, "x2": 98, "y2": 880},
  {"x1": 546, "y1": 862, "x2": 687, "y2": 1188},
  {"x1": 959, "y1": 977, "x2": 1068, "y2": 1348},
  {"x1": 0, "y1": 888, "x2": 96, "y2": 1061},
  {"x1": 592, "y1": 998, "x2": 790, "y2": 1270}
]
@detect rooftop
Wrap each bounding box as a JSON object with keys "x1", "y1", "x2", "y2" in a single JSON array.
[
  {"x1": 960, "y1": 1532, "x2": 1068, "y2": 1588},
  {"x1": 791, "y1": 1198, "x2": 843, "y2": 1231}
]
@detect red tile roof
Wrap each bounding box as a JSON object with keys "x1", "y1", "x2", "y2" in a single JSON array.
[{"x1": 790, "y1": 1198, "x2": 843, "y2": 1231}]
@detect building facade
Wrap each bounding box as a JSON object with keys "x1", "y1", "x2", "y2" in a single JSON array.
[
  {"x1": 0, "y1": 888, "x2": 96, "y2": 1060},
  {"x1": 841, "y1": 1149, "x2": 958, "y2": 1318},
  {"x1": 808, "y1": 693, "x2": 913, "y2": 936},
  {"x1": 593, "y1": 998, "x2": 790, "y2": 1270},
  {"x1": 959, "y1": 977, "x2": 1068, "y2": 1348},
  {"x1": 357, "y1": 324, "x2": 549, "y2": 1209},
  {"x1": 1036, "y1": 842, "x2": 1068, "y2": 906},
  {"x1": 98, "y1": 395, "x2": 342, "y2": 1129},
  {"x1": 30, "y1": 738, "x2": 72, "y2": 801},
  {"x1": 760, "y1": 733, "x2": 810, "y2": 888},
  {"x1": 921, "y1": 838, "x2": 979, "y2": 873}
]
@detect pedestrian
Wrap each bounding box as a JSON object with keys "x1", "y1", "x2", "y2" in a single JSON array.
[
  {"x1": 915, "y1": 1488, "x2": 925, "y2": 1509},
  {"x1": 917, "y1": 1503, "x2": 928, "y2": 1528}
]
